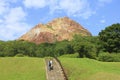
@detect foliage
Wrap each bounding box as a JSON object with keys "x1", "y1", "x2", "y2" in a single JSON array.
[
  {"x1": 59, "y1": 53, "x2": 79, "y2": 58},
  {"x1": 0, "y1": 35, "x2": 99, "y2": 59},
  {"x1": 54, "y1": 40, "x2": 74, "y2": 57},
  {"x1": 73, "y1": 42, "x2": 96, "y2": 58},
  {"x1": 0, "y1": 40, "x2": 74, "y2": 57},
  {"x1": 35, "y1": 43, "x2": 55, "y2": 57},
  {"x1": 0, "y1": 40, "x2": 36, "y2": 57},
  {"x1": 98, "y1": 52, "x2": 120, "y2": 62},
  {"x1": 15, "y1": 53, "x2": 25, "y2": 57},
  {"x1": 99, "y1": 23, "x2": 120, "y2": 53},
  {"x1": 72, "y1": 35, "x2": 97, "y2": 59}
]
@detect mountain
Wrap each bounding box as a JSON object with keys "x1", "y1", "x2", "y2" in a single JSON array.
[{"x1": 18, "y1": 17, "x2": 92, "y2": 44}]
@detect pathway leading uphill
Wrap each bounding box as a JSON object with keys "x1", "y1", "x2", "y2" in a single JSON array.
[{"x1": 45, "y1": 58, "x2": 66, "y2": 80}]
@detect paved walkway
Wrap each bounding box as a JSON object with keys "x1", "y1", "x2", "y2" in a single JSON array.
[{"x1": 45, "y1": 58, "x2": 65, "y2": 80}]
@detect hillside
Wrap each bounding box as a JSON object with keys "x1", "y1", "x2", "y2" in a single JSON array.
[
  {"x1": 0, "y1": 57, "x2": 46, "y2": 80},
  {"x1": 1, "y1": 57, "x2": 120, "y2": 80},
  {"x1": 19, "y1": 17, "x2": 91, "y2": 44},
  {"x1": 59, "y1": 58, "x2": 120, "y2": 80}
]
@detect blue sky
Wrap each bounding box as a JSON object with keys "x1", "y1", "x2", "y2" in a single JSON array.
[{"x1": 0, "y1": 0, "x2": 120, "y2": 41}]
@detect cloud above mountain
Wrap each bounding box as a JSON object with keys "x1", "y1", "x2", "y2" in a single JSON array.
[
  {"x1": 0, "y1": 0, "x2": 31, "y2": 40},
  {"x1": 0, "y1": 0, "x2": 114, "y2": 40},
  {"x1": 23, "y1": 0, "x2": 94, "y2": 19}
]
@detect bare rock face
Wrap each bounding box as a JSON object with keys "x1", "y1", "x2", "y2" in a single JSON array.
[{"x1": 19, "y1": 17, "x2": 92, "y2": 44}]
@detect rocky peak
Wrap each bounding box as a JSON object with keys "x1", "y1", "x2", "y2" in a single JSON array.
[{"x1": 18, "y1": 17, "x2": 92, "y2": 44}]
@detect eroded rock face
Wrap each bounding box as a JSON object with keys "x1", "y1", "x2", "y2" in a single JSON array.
[{"x1": 19, "y1": 17, "x2": 92, "y2": 44}]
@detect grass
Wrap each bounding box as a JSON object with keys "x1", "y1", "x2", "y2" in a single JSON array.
[
  {"x1": 59, "y1": 58, "x2": 120, "y2": 80},
  {"x1": 0, "y1": 57, "x2": 46, "y2": 80},
  {"x1": 1, "y1": 56, "x2": 120, "y2": 80}
]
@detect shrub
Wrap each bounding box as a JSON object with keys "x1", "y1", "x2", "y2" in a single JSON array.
[
  {"x1": 15, "y1": 54, "x2": 25, "y2": 57},
  {"x1": 98, "y1": 52, "x2": 120, "y2": 62},
  {"x1": 73, "y1": 42, "x2": 97, "y2": 59},
  {"x1": 59, "y1": 53, "x2": 79, "y2": 58}
]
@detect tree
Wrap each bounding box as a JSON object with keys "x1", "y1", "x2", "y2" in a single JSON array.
[
  {"x1": 1, "y1": 40, "x2": 37, "y2": 57},
  {"x1": 55, "y1": 40, "x2": 74, "y2": 56},
  {"x1": 72, "y1": 35, "x2": 97, "y2": 59},
  {"x1": 99, "y1": 23, "x2": 120, "y2": 53},
  {"x1": 35, "y1": 43, "x2": 55, "y2": 57},
  {"x1": 3, "y1": 41, "x2": 15, "y2": 56},
  {"x1": 0, "y1": 41, "x2": 5, "y2": 56},
  {"x1": 73, "y1": 42, "x2": 96, "y2": 59}
]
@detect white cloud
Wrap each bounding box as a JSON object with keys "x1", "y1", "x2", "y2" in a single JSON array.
[
  {"x1": 0, "y1": 4, "x2": 31, "y2": 40},
  {"x1": 100, "y1": 19, "x2": 106, "y2": 23},
  {"x1": 57, "y1": 0, "x2": 95, "y2": 19},
  {"x1": 59, "y1": 0, "x2": 84, "y2": 14},
  {"x1": 98, "y1": 0, "x2": 112, "y2": 7},
  {"x1": 98, "y1": 0, "x2": 112, "y2": 3},
  {"x1": 5, "y1": 7, "x2": 26, "y2": 24},
  {"x1": 50, "y1": 0, "x2": 94, "y2": 19},
  {"x1": 79, "y1": 9, "x2": 95, "y2": 19},
  {"x1": 0, "y1": 0, "x2": 113, "y2": 40},
  {"x1": 0, "y1": 0, "x2": 9, "y2": 15},
  {"x1": 0, "y1": 0, "x2": 20, "y2": 15},
  {"x1": 0, "y1": 19, "x2": 3, "y2": 23},
  {"x1": 0, "y1": 23, "x2": 30, "y2": 40},
  {"x1": 48, "y1": 0, "x2": 59, "y2": 14},
  {"x1": 23, "y1": 0, "x2": 94, "y2": 19},
  {"x1": 23, "y1": 0, "x2": 49, "y2": 9}
]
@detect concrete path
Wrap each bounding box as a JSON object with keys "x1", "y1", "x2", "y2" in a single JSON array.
[{"x1": 45, "y1": 58, "x2": 65, "y2": 80}]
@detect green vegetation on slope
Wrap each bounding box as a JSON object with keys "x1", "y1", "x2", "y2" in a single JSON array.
[
  {"x1": 0, "y1": 57, "x2": 46, "y2": 80},
  {"x1": 0, "y1": 23, "x2": 120, "y2": 62},
  {"x1": 59, "y1": 58, "x2": 120, "y2": 80}
]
